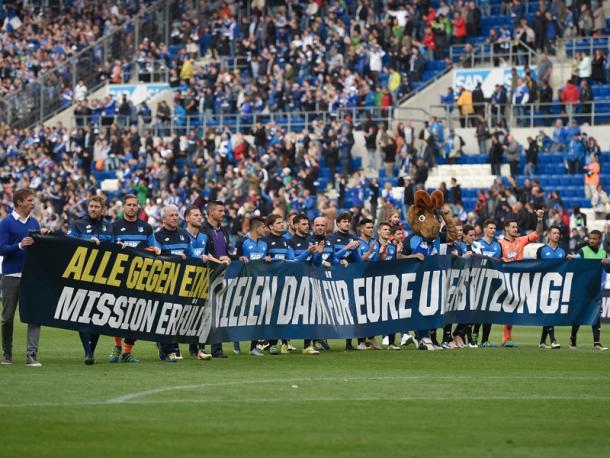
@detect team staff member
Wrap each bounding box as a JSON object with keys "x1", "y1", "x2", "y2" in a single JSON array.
[
  {"x1": 201, "y1": 201, "x2": 232, "y2": 359},
  {"x1": 263, "y1": 214, "x2": 294, "y2": 355},
  {"x1": 285, "y1": 214, "x2": 324, "y2": 354},
  {"x1": 67, "y1": 195, "x2": 114, "y2": 365},
  {"x1": 235, "y1": 217, "x2": 268, "y2": 357},
  {"x1": 154, "y1": 205, "x2": 197, "y2": 362},
  {"x1": 356, "y1": 218, "x2": 381, "y2": 350},
  {"x1": 472, "y1": 219, "x2": 503, "y2": 347},
  {"x1": 536, "y1": 225, "x2": 564, "y2": 349},
  {"x1": 308, "y1": 217, "x2": 336, "y2": 350},
  {"x1": 110, "y1": 194, "x2": 161, "y2": 364},
  {"x1": 330, "y1": 212, "x2": 362, "y2": 351},
  {"x1": 0, "y1": 189, "x2": 47, "y2": 367},
  {"x1": 184, "y1": 205, "x2": 222, "y2": 359},
  {"x1": 569, "y1": 230, "x2": 609, "y2": 351},
  {"x1": 499, "y1": 210, "x2": 544, "y2": 347}
]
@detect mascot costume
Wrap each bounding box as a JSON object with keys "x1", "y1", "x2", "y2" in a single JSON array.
[{"x1": 404, "y1": 189, "x2": 458, "y2": 350}]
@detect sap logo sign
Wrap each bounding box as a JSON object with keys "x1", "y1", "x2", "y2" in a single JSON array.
[{"x1": 453, "y1": 72, "x2": 489, "y2": 91}]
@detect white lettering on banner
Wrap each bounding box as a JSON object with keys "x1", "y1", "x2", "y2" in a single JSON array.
[
  {"x1": 208, "y1": 265, "x2": 582, "y2": 333},
  {"x1": 52, "y1": 286, "x2": 203, "y2": 336},
  {"x1": 443, "y1": 267, "x2": 575, "y2": 316},
  {"x1": 419, "y1": 271, "x2": 441, "y2": 316},
  {"x1": 602, "y1": 297, "x2": 610, "y2": 319}
]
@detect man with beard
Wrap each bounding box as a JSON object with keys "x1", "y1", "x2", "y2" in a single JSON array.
[
  {"x1": 110, "y1": 194, "x2": 160, "y2": 363},
  {"x1": 67, "y1": 196, "x2": 114, "y2": 365},
  {"x1": 329, "y1": 212, "x2": 362, "y2": 351}
]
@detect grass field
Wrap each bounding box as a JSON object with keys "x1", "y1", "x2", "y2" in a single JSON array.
[{"x1": 1, "y1": 320, "x2": 609, "y2": 458}]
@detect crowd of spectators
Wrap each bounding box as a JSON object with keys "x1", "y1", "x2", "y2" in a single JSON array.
[
  {"x1": 0, "y1": 1, "x2": 154, "y2": 97},
  {"x1": 1, "y1": 0, "x2": 610, "y2": 258}
]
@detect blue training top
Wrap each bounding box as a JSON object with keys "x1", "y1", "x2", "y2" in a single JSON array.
[{"x1": 236, "y1": 234, "x2": 267, "y2": 261}]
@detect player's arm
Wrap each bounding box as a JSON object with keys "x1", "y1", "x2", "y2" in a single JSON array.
[{"x1": 284, "y1": 244, "x2": 295, "y2": 261}]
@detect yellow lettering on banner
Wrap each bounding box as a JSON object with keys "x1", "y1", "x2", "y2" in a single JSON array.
[
  {"x1": 135, "y1": 258, "x2": 153, "y2": 291},
  {"x1": 80, "y1": 249, "x2": 98, "y2": 282},
  {"x1": 126, "y1": 257, "x2": 143, "y2": 288},
  {"x1": 107, "y1": 253, "x2": 128, "y2": 287},
  {"x1": 155, "y1": 261, "x2": 170, "y2": 294},
  {"x1": 164, "y1": 262, "x2": 179, "y2": 295},
  {"x1": 145, "y1": 260, "x2": 163, "y2": 292},
  {"x1": 179, "y1": 265, "x2": 195, "y2": 297},
  {"x1": 62, "y1": 247, "x2": 89, "y2": 280},
  {"x1": 92, "y1": 251, "x2": 112, "y2": 285},
  {"x1": 198, "y1": 267, "x2": 210, "y2": 299}
]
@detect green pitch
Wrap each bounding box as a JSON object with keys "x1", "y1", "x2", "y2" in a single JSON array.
[{"x1": 1, "y1": 321, "x2": 609, "y2": 458}]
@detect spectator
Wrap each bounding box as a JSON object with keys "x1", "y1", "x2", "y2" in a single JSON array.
[
  {"x1": 489, "y1": 133, "x2": 504, "y2": 176},
  {"x1": 544, "y1": 11, "x2": 559, "y2": 54},
  {"x1": 453, "y1": 11, "x2": 467, "y2": 44},
  {"x1": 456, "y1": 86, "x2": 474, "y2": 127},
  {"x1": 570, "y1": 207, "x2": 588, "y2": 232},
  {"x1": 584, "y1": 153, "x2": 601, "y2": 198},
  {"x1": 591, "y1": 49, "x2": 606, "y2": 84},
  {"x1": 525, "y1": 136, "x2": 539, "y2": 177},
  {"x1": 578, "y1": 3, "x2": 594, "y2": 36},
  {"x1": 490, "y1": 84, "x2": 508, "y2": 127},
  {"x1": 512, "y1": 77, "x2": 530, "y2": 127},
  {"x1": 537, "y1": 52, "x2": 553, "y2": 83},
  {"x1": 475, "y1": 115, "x2": 490, "y2": 155},
  {"x1": 579, "y1": 52, "x2": 593, "y2": 83},
  {"x1": 565, "y1": 133, "x2": 585, "y2": 174},
  {"x1": 593, "y1": 1, "x2": 607, "y2": 36},
  {"x1": 560, "y1": 79, "x2": 580, "y2": 120},
  {"x1": 579, "y1": 80, "x2": 594, "y2": 124},
  {"x1": 504, "y1": 134, "x2": 522, "y2": 177},
  {"x1": 592, "y1": 184, "x2": 610, "y2": 218}
]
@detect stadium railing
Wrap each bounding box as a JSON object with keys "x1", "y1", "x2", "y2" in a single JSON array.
[
  {"x1": 449, "y1": 41, "x2": 539, "y2": 68},
  {"x1": 420, "y1": 99, "x2": 610, "y2": 129},
  {"x1": 70, "y1": 107, "x2": 396, "y2": 135},
  {"x1": 0, "y1": 0, "x2": 176, "y2": 130}
]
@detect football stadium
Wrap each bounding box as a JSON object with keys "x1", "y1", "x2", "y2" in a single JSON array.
[{"x1": 1, "y1": 0, "x2": 610, "y2": 457}]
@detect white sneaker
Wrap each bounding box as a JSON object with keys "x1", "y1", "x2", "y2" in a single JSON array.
[
  {"x1": 467, "y1": 343, "x2": 479, "y2": 348},
  {"x1": 197, "y1": 350, "x2": 211, "y2": 360},
  {"x1": 387, "y1": 345, "x2": 401, "y2": 351},
  {"x1": 551, "y1": 342, "x2": 561, "y2": 349},
  {"x1": 382, "y1": 336, "x2": 389, "y2": 346},
  {"x1": 401, "y1": 334, "x2": 415, "y2": 346},
  {"x1": 539, "y1": 343, "x2": 551, "y2": 349},
  {"x1": 594, "y1": 344, "x2": 609, "y2": 351},
  {"x1": 367, "y1": 338, "x2": 382, "y2": 350},
  {"x1": 417, "y1": 338, "x2": 435, "y2": 351},
  {"x1": 356, "y1": 343, "x2": 368, "y2": 350}
]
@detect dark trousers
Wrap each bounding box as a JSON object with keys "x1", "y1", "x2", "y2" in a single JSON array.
[
  {"x1": 2, "y1": 276, "x2": 41, "y2": 356},
  {"x1": 571, "y1": 314, "x2": 602, "y2": 343},
  {"x1": 79, "y1": 332, "x2": 100, "y2": 356}
]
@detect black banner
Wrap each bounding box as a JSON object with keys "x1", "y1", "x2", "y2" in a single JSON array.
[{"x1": 19, "y1": 235, "x2": 225, "y2": 343}]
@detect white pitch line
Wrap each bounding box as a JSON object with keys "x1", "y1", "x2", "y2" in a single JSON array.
[
  {"x1": 0, "y1": 375, "x2": 607, "y2": 409},
  {"x1": 1, "y1": 395, "x2": 610, "y2": 409},
  {"x1": 107, "y1": 374, "x2": 609, "y2": 404}
]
